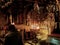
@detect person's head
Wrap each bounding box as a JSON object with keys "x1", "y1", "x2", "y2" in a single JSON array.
[{"x1": 7, "y1": 25, "x2": 17, "y2": 32}]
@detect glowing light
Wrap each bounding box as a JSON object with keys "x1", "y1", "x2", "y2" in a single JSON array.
[
  {"x1": 11, "y1": 22, "x2": 15, "y2": 25},
  {"x1": 30, "y1": 24, "x2": 39, "y2": 29},
  {"x1": 36, "y1": 26, "x2": 40, "y2": 29}
]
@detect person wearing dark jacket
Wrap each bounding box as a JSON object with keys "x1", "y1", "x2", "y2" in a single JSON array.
[{"x1": 4, "y1": 24, "x2": 23, "y2": 45}]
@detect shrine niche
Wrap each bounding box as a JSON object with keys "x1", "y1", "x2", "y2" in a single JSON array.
[{"x1": 24, "y1": 1, "x2": 55, "y2": 40}]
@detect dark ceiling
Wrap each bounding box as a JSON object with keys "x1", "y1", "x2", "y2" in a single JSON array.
[{"x1": 0, "y1": 0, "x2": 56, "y2": 15}]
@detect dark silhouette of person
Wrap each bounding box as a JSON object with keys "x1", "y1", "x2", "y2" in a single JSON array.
[{"x1": 4, "y1": 24, "x2": 23, "y2": 45}]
